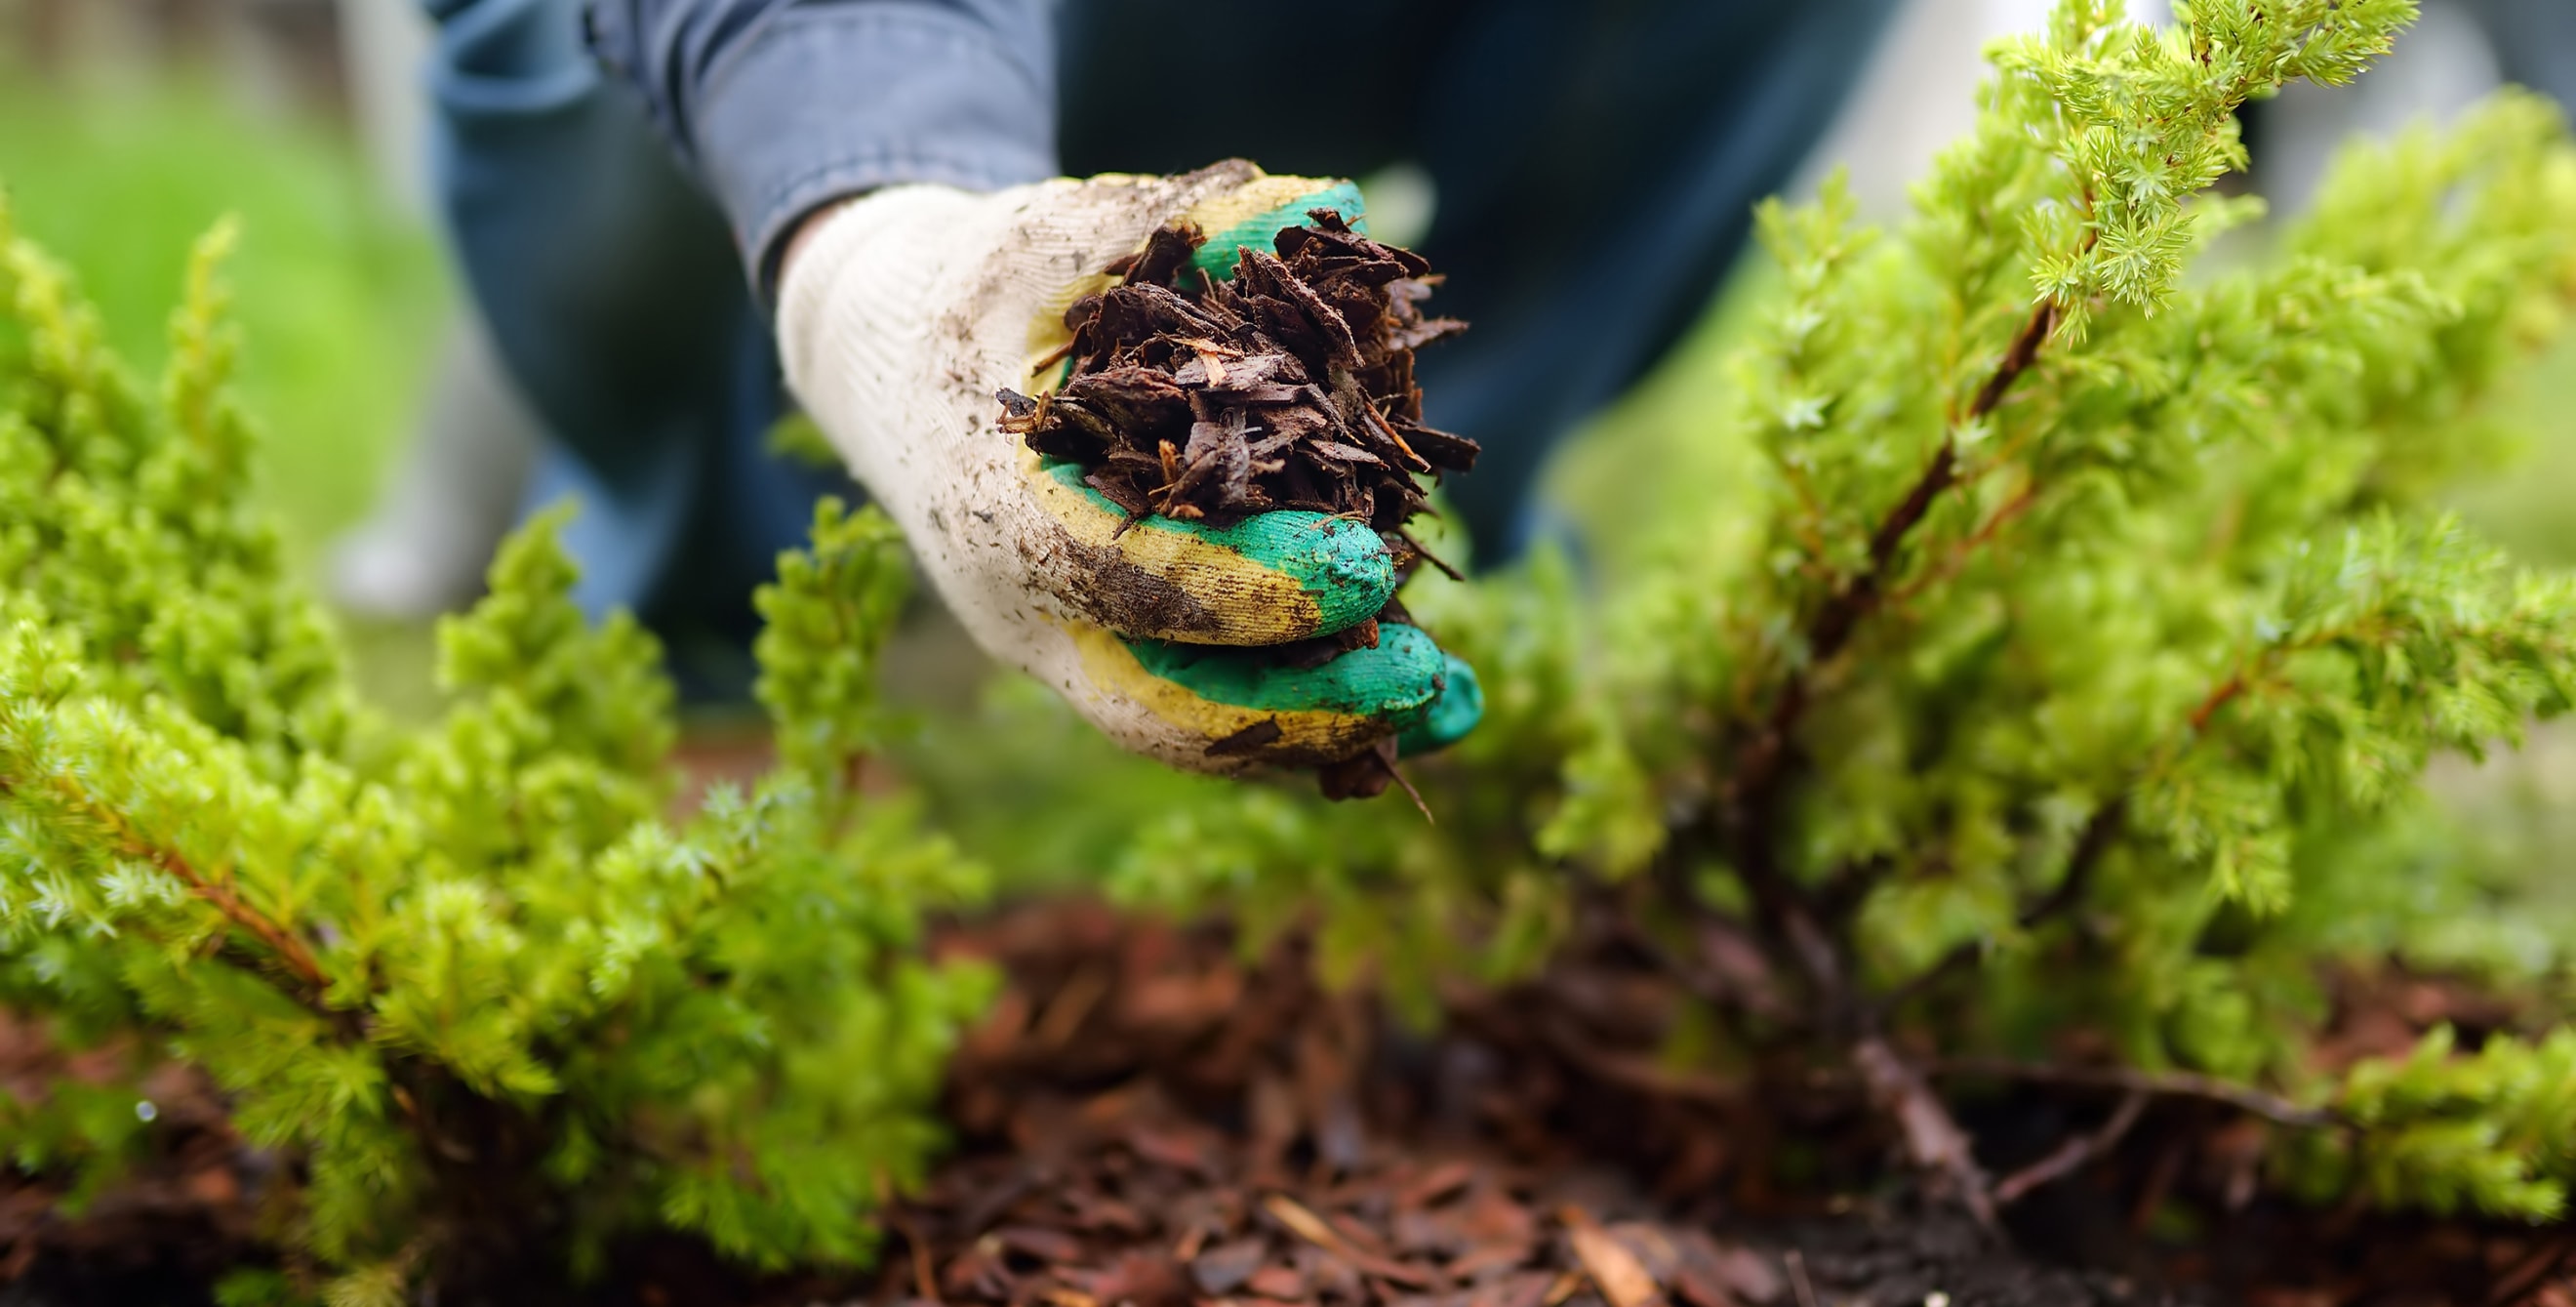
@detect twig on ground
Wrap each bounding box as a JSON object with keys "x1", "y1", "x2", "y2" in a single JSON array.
[
  {"x1": 1855, "y1": 1036, "x2": 1997, "y2": 1229},
  {"x1": 1929, "y1": 1059, "x2": 2337, "y2": 1129},
  {"x1": 2486, "y1": 1234, "x2": 2574, "y2": 1307},
  {"x1": 1784, "y1": 1248, "x2": 1819, "y2": 1307},
  {"x1": 879, "y1": 1172, "x2": 945, "y2": 1306},
  {"x1": 1993, "y1": 1090, "x2": 2148, "y2": 1205}
]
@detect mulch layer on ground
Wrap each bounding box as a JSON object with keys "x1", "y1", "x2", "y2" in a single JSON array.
[{"x1": 0, "y1": 900, "x2": 2566, "y2": 1307}]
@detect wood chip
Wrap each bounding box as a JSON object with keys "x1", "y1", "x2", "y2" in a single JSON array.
[
  {"x1": 994, "y1": 208, "x2": 1474, "y2": 637},
  {"x1": 1265, "y1": 1194, "x2": 1344, "y2": 1252},
  {"x1": 1562, "y1": 1206, "x2": 1665, "y2": 1307},
  {"x1": 1266, "y1": 1194, "x2": 1436, "y2": 1287},
  {"x1": 1191, "y1": 1239, "x2": 1269, "y2": 1295}
]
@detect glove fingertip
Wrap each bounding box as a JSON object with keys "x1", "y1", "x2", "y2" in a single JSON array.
[
  {"x1": 1221, "y1": 511, "x2": 1395, "y2": 637},
  {"x1": 1396, "y1": 651, "x2": 1483, "y2": 757},
  {"x1": 1188, "y1": 179, "x2": 1369, "y2": 281},
  {"x1": 1030, "y1": 458, "x2": 1395, "y2": 643}
]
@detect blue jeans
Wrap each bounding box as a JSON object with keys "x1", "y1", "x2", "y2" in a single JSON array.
[
  {"x1": 426, "y1": 0, "x2": 838, "y2": 682},
  {"x1": 425, "y1": 0, "x2": 1898, "y2": 662},
  {"x1": 2464, "y1": 0, "x2": 2576, "y2": 106}
]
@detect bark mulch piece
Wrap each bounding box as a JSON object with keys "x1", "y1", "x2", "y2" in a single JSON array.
[
  {"x1": 899, "y1": 901, "x2": 1798, "y2": 1307},
  {"x1": 0, "y1": 900, "x2": 2569, "y2": 1306},
  {"x1": 874, "y1": 903, "x2": 2572, "y2": 1307},
  {"x1": 999, "y1": 211, "x2": 1472, "y2": 548}
]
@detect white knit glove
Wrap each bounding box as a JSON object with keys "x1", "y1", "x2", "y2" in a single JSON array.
[{"x1": 776, "y1": 161, "x2": 1480, "y2": 775}]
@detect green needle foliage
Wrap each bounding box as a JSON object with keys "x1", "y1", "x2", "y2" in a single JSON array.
[
  {"x1": 0, "y1": 205, "x2": 988, "y2": 1298},
  {"x1": 1083, "y1": 0, "x2": 2576, "y2": 1221},
  {"x1": 8, "y1": 0, "x2": 2576, "y2": 1285}
]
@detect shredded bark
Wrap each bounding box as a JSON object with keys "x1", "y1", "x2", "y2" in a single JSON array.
[
  {"x1": 998, "y1": 211, "x2": 1473, "y2": 541},
  {"x1": 0, "y1": 900, "x2": 2559, "y2": 1307}
]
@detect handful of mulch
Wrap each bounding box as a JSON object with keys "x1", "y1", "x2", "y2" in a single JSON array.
[
  {"x1": 998, "y1": 209, "x2": 1472, "y2": 554},
  {"x1": 998, "y1": 210, "x2": 1477, "y2": 798}
]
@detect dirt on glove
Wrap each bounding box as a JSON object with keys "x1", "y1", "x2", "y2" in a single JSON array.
[
  {"x1": 996, "y1": 211, "x2": 1477, "y2": 800},
  {"x1": 997, "y1": 210, "x2": 1473, "y2": 568}
]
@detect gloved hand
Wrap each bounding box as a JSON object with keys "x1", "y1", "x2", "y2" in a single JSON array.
[{"x1": 777, "y1": 161, "x2": 1481, "y2": 776}]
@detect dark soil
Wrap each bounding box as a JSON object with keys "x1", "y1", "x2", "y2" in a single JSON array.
[{"x1": 0, "y1": 901, "x2": 2564, "y2": 1307}]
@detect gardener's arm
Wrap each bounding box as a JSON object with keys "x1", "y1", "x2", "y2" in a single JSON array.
[
  {"x1": 582, "y1": 0, "x2": 1479, "y2": 778},
  {"x1": 582, "y1": 0, "x2": 1058, "y2": 294}
]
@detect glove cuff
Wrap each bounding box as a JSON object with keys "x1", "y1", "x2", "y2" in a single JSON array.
[{"x1": 776, "y1": 184, "x2": 999, "y2": 483}]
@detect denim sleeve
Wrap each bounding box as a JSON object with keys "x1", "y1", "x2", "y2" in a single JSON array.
[{"x1": 583, "y1": 0, "x2": 1059, "y2": 290}]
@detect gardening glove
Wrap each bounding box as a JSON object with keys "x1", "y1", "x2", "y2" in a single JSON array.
[{"x1": 777, "y1": 161, "x2": 1482, "y2": 775}]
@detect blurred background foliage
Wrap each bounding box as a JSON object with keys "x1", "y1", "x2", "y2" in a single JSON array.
[{"x1": 0, "y1": 77, "x2": 443, "y2": 568}]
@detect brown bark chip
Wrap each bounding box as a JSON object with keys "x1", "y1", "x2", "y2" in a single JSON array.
[
  {"x1": 1563, "y1": 1206, "x2": 1667, "y2": 1307},
  {"x1": 882, "y1": 906, "x2": 2233, "y2": 1307},
  {"x1": 1, "y1": 903, "x2": 2559, "y2": 1306},
  {"x1": 997, "y1": 211, "x2": 1473, "y2": 542}
]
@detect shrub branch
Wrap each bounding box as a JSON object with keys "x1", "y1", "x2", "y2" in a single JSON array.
[
  {"x1": 1676, "y1": 295, "x2": 2072, "y2": 1230},
  {"x1": 1729, "y1": 296, "x2": 2066, "y2": 853},
  {"x1": 1929, "y1": 1059, "x2": 2338, "y2": 1130},
  {"x1": 0, "y1": 773, "x2": 335, "y2": 1008}
]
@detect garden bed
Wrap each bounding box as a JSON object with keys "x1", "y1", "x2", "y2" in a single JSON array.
[{"x1": 2, "y1": 896, "x2": 2560, "y2": 1307}]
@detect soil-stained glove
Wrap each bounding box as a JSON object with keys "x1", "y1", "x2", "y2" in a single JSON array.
[{"x1": 778, "y1": 161, "x2": 1481, "y2": 775}]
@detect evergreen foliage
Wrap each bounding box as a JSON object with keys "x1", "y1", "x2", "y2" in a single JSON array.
[
  {"x1": 0, "y1": 207, "x2": 988, "y2": 1297},
  {"x1": 8, "y1": 0, "x2": 2576, "y2": 1287},
  {"x1": 1083, "y1": 0, "x2": 2576, "y2": 1222}
]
